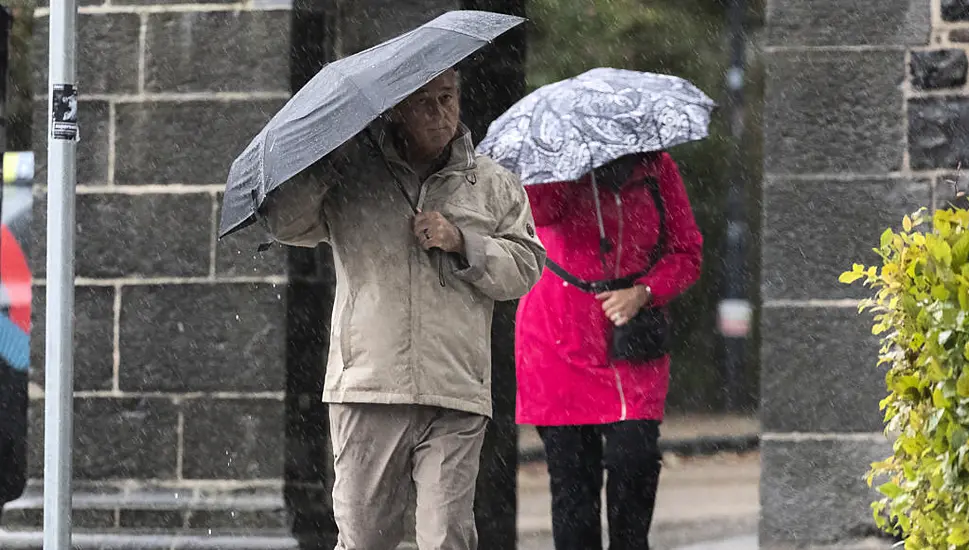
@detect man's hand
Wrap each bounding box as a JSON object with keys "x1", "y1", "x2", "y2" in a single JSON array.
[
  {"x1": 596, "y1": 285, "x2": 651, "y2": 326},
  {"x1": 413, "y1": 211, "x2": 464, "y2": 254}
]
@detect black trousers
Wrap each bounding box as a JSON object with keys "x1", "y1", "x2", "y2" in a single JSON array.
[{"x1": 537, "y1": 420, "x2": 662, "y2": 550}]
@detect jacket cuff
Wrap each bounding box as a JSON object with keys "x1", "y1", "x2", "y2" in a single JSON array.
[
  {"x1": 634, "y1": 275, "x2": 670, "y2": 308},
  {"x1": 452, "y1": 229, "x2": 487, "y2": 282}
]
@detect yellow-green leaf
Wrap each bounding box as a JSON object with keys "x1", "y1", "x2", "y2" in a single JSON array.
[
  {"x1": 937, "y1": 214, "x2": 954, "y2": 238},
  {"x1": 839, "y1": 271, "x2": 864, "y2": 284},
  {"x1": 929, "y1": 237, "x2": 954, "y2": 265},
  {"x1": 928, "y1": 359, "x2": 947, "y2": 382},
  {"x1": 903, "y1": 463, "x2": 916, "y2": 481},
  {"x1": 881, "y1": 228, "x2": 894, "y2": 249},
  {"x1": 954, "y1": 233, "x2": 969, "y2": 267},
  {"x1": 957, "y1": 370, "x2": 969, "y2": 398},
  {"x1": 948, "y1": 523, "x2": 969, "y2": 545},
  {"x1": 903, "y1": 215, "x2": 913, "y2": 232},
  {"x1": 891, "y1": 375, "x2": 920, "y2": 393},
  {"x1": 911, "y1": 331, "x2": 926, "y2": 350},
  {"x1": 877, "y1": 481, "x2": 903, "y2": 499}
]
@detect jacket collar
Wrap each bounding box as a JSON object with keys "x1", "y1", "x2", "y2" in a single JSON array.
[
  {"x1": 579, "y1": 153, "x2": 657, "y2": 189},
  {"x1": 373, "y1": 120, "x2": 477, "y2": 177}
]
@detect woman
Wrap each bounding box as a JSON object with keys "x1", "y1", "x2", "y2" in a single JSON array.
[{"x1": 515, "y1": 151, "x2": 703, "y2": 550}]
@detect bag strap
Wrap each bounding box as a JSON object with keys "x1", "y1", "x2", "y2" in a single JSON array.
[
  {"x1": 545, "y1": 162, "x2": 667, "y2": 293},
  {"x1": 545, "y1": 260, "x2": 594, "y2": 292},
  {"x1": 643, "y1": 174, "x2": 666, "y2": 270}
]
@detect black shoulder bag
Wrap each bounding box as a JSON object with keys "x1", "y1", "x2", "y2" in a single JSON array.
[{"x1": 544, "y1": 170, "x2": 671, "y2": 362}]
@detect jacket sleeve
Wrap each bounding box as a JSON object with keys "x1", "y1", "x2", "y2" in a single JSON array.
[
  {"x1": 635, "y1": 153, "x2": 703, "y2": 307},
  {"x1": 453, "y1": 169, "x2": 548, "y2": 302},
  {"x1": 259, "y1": 168, "x2": 331, "y2": 247},
  {"x1": 258, "y1": 143, "x2": 355, "y2": 247},
  {"x1": 525, "y1": 181, "x2": 576, "y2": 226}
]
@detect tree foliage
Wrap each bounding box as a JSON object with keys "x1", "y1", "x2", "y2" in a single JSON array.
[{"x1": 842, "y1": 207, "x2": 969, "y2": 548}]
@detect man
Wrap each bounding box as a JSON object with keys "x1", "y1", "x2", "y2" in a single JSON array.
[{"x1": 260, "y1": 68, "x2": 545, "y2": 550}]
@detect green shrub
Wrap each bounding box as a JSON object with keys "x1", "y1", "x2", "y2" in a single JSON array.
[{"x1": 841, "y1": 207, "x2": 969, "y2": 549}]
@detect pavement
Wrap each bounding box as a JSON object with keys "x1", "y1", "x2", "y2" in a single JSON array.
[
  {"x1": 0, "y1": 414, "x2": 761, "y2": 550},
  {"x1": 517, "y1": 414, "x2": 761, "y2": 549},
  {"x1": 675, "y1": 536, "x2": 759, "y2": 550}
]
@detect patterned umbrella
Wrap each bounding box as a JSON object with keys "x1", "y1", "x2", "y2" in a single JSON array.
[{"x1": 477, "y1": 68, "x2": 716, "y2": 186}]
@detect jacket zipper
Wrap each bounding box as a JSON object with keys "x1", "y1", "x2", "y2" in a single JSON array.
[
  {"x1": 612, "y1": 362, "x2": 628, "y2": 421},
  {"x1": 610, "y1": 190, "x2": 628, "y2": 421},
  {"x1": 419, "y1": 174, "x2": 453, "y2": 287}
]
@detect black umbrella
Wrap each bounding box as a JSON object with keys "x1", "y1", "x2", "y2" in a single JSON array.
[{"x1": 219, "y1": 10, "x2": 525, "y2": 239}]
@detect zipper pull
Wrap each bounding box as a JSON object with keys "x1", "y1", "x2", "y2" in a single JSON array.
[{"x1": 438, "y1": 253, "x2": 447, "y2": 287}]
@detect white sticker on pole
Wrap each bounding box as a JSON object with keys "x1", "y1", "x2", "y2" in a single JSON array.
[
  {"x1": 718, "y1": 299, "x2": 752, "y2": 338},
  {"x1": 51, "y1": 84, "x2": 79, "y2": 141}
]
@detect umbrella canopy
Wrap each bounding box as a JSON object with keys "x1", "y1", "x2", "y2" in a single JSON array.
[
  {"x1": 219, "y1": 10, "x2": 525, "y2": 238},
  {"x1": 476, "y1": 68, "x2": 716, "y2": 186}
]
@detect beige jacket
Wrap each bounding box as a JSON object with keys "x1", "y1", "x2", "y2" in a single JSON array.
[{"x1": 261, "y1": 124, "x2": 546, "y2": 417}]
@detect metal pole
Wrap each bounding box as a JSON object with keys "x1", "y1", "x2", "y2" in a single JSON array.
[
  {"x1": 717, "y1": 0, "x2": 751, "y2": 411},
  {"x1": 44, "y1": 0, "x2": 79, "y2": 543}
]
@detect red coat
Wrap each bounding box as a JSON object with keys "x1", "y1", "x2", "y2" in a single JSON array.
[{"x1": 515, "y1": 152, "x2": 703, "y2": 426}]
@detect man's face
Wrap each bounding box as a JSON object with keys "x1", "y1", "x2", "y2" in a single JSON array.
[{"x1": 392, "y1": 70, "x2": 461, "y2": 160}]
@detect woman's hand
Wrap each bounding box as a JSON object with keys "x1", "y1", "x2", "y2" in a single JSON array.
[{"x1": 596, "y1": 285, "x2": 651, "y2": 326}]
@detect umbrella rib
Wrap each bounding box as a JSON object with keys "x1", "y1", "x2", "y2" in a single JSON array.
[
  {"x1": 329, "y1": 65, "x2": 382, "y2": 119},
  {"x1": 422, "y1": 24, "x2": 491, "y2": 42}
]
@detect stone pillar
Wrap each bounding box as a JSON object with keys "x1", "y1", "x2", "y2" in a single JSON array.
[
  {"x1": 283, "y1": 3, "x2": 337, "y2": 548},
  {"x1": 6, "y1": 0, "x2": 295, "y2": 541},
  {"x1": 759, "y1": 0, "x2": 969, "y2": 546}
]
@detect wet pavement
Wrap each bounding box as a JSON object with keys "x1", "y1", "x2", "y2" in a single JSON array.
[{"x1": 1, "y1": 414, "x2": 762, "y2": 549}]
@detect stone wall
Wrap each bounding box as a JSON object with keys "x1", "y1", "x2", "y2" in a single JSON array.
[
  {"x1": 6, "y1": 0, "x2": 295, "y2": 537},
  {"x1": 760, "y1": 0, "x2": 969, "y2": 546}
]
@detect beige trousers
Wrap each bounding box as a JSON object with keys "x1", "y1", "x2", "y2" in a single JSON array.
[{"x1": 329, "y1": 403, "x2": 488, "y2": 550}]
